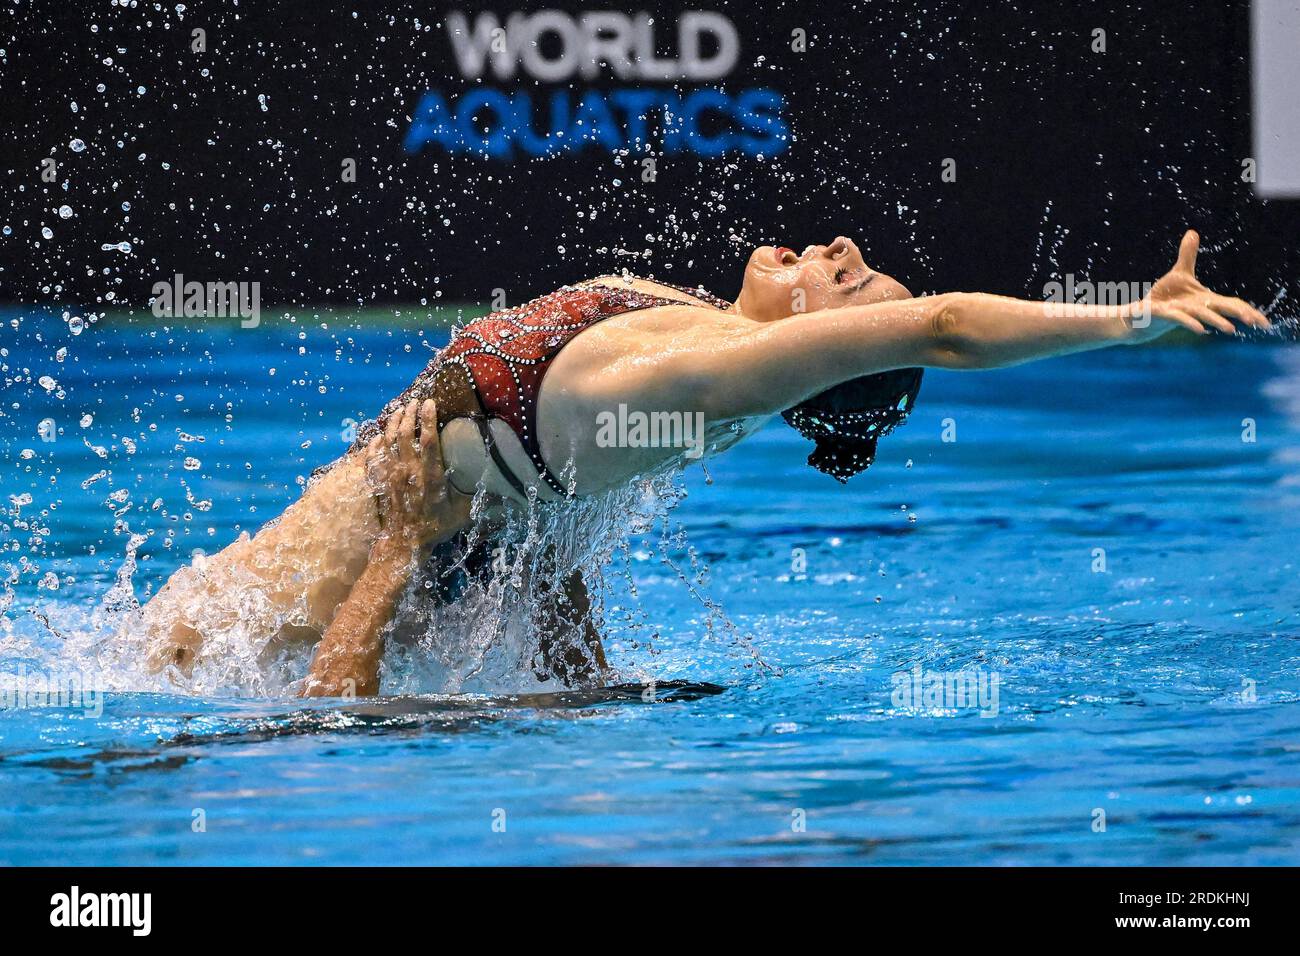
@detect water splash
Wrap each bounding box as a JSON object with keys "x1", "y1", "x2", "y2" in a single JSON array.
[
  {"x1": 1, "y1": 464, "x2": 767, "y2": 700},
  {"x1": 380, "y1": 467, "x2": 769, "y2": 695}
]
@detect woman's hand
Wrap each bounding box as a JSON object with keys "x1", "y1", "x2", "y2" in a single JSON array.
[
  {"x1": 366, "y1": 398, "x2": 471, "y2": 552},
  {"x1": 1131, "y1": 230, "x2": 1271, "y2": 342}
]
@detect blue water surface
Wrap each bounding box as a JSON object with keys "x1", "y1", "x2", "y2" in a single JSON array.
[{"x1": 2, "y1": 309, "x2": 1298, "y2": 865}]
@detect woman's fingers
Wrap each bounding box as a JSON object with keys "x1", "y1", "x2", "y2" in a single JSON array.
[
  {"x1": 1185, "y1": 303, "x2": 1237, "y2": 335},
  {"x1": 1178, "y1": 293, "x2": 1272, "y2": 336},
  {"x1": 1208, "y1": 295, "x2": 1271, "y2": 331},
  {"x1": 1166, "y1": 308, "x2": 1208, "y2": 336},
  {"x1": 1175, "y1": 229, "x2": 1200, "y2": 275}
]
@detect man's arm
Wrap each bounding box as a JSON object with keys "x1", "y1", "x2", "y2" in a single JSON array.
[
  {"x1": 302, "y1": 398, "x2": 471, "y2": 698},
  {"x1": 532, "y1": 559, "x2": 608, "y2": 686},
  {"x1": 302, "y1": 536, "x2": 423, "y2": 696},
  {"x1": 679, "y1": 231, "x2": 1269, "y2": 422}
]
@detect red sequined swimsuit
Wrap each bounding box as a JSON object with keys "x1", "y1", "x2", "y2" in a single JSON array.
[{"x1": 361, "y1": 280, "x2": 730, "y2": 497}]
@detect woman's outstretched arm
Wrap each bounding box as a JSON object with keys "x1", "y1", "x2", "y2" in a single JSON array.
[
  {"x1": 686, "y1": 230, "x2": 1270, "y2": 421},
  {"x1": 303, "y1": 399, "x2": 471, "y2": 698}
]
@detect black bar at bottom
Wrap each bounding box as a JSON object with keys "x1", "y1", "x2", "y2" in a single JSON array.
[{"x1": 0, "y1": 866, "x2": 1283, "y2": 940}]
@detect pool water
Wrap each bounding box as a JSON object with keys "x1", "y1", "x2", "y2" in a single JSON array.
[{"x1": 2, "y1": 310, "x2": 1299, "y2": 865}]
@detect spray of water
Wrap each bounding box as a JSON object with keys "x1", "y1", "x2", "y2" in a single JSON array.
[{"x1": 1, "y1": 457, "x2": 766, "y2": 699}]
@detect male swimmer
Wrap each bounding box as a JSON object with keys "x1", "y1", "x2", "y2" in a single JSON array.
[{"x1": 140, "y1": 230, "x2": 1269, "y2": 696}]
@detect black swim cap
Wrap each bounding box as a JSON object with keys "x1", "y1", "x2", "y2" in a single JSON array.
[{"x1": 781, "y1": 368, "x2": 923, "y2": 482}]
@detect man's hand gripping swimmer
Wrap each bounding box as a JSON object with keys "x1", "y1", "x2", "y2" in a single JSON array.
[{"x1": 302, "y1": 399, "x2": 471, "y2": 697}]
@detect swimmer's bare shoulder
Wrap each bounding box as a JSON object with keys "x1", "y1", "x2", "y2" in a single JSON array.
[
  {"x1": 582, "y1": 274, "x2": 729, "y2": 308},
  {"x1": 550, "y1": 278, "x2": 749, "y2": 388}
]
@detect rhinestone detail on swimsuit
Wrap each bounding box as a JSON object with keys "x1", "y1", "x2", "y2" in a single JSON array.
[{"x1": 436, "y1": 280, "x2": 728, "y2": 494}]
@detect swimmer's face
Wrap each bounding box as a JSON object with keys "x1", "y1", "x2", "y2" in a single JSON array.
[{"x1": 735, "y1": 237, "x2": 913, "y2": 322}]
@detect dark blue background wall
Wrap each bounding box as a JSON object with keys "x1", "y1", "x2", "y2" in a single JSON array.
[{"x1": 1, "y1": 0, "x2": 1295, "y2": 312}]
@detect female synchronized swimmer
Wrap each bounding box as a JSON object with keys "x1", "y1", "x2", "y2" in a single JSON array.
[{"x1": 139, "y1": 230, "x2": 1269, "y2": 696}]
